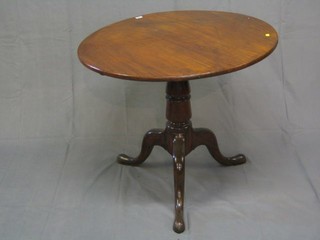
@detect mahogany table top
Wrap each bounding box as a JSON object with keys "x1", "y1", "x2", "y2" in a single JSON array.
[{"x1": 78, "y1": 11, "x2": 278, "y2": 82}]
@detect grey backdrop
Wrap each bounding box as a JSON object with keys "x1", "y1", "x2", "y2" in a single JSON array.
[{"x1": 1, "y1": 0, "x2": 320, "y2": 239}]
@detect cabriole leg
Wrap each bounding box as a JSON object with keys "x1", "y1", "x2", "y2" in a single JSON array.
[
  {"x1": 192, "y1": 128, "x2": 246, "y2": 166},
  {"x1": 117, "y1": 129, "x2": 165, "y2": 166},
  {"x1": 172, "y1": 133, "x2": 186, "y2": 233}
]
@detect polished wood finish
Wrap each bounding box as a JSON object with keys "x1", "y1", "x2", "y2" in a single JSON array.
[
  {"x1": 117, "y1": 81, "x2": 246, "y2": 232},
  {"x1": 78, "y1": 11, "x2": 278, "y2": 234},
  {"x1": 78, "y1": 11, "x2": 278, "y2": 82}
]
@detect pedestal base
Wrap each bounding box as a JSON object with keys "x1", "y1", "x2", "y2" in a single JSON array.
[{"x1": 117, "y1": 81, "x2": 246, "y2": 233}]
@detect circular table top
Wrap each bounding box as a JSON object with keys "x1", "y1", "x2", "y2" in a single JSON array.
[{"x1": 78, "y1": 11, "x2": 278, "y2": 82}]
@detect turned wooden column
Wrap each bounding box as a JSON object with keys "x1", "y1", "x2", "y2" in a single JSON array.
[
  {"x1": 164, "y1": 81, "x2": 193, "y2": 154},
  {"x1": 166, "y1": 81, "x2": 191, "y2": 124}
]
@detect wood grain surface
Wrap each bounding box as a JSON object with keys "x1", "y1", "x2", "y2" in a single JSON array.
[{"x1": 78, "y1": 11, "x2": 278, "y2": 81}]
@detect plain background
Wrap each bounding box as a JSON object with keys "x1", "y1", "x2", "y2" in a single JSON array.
[{"x1": 1, "y1": 0, "x2": 320, "y2": 239}]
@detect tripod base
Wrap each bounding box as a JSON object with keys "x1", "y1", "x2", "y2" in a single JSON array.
[{"x1": 117, "y1": 81, "x2": 246, "y2": 233}]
